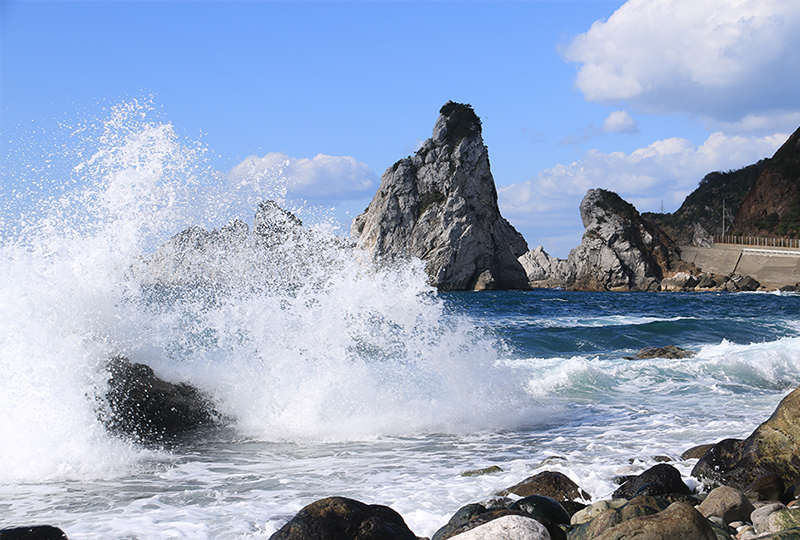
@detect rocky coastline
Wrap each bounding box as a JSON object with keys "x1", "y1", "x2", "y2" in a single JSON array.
[{"x1": 268, "y1": 385, "x2": 800, "y2": 540}]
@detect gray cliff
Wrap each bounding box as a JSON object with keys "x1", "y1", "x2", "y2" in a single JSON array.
[
  {"x1": 520, "y1": 189, "x2": 691, "y2": 291},
  {"x1": 352, "y1": 102, "x2": 530, "y2": 291}
]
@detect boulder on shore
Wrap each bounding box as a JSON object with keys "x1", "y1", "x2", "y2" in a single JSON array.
[
  {"x1": 352, "y1": 101, "x2": 530, "y2": 291},
  {"x1": 269, "y1": 497, "x2": 417, "y2": 540},
  {"x1": 692, "y1": 385, "x2": 800, "y2": 491}
]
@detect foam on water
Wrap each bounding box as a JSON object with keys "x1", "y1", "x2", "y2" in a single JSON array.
[
  {"x1": 0, "y1": 102, "x2": 541, "y2": 484},
  {"x1": 3, "y1": 102, "x2": 800, "y2": 539}
]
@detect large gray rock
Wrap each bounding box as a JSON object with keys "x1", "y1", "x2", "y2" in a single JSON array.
[
  {"x1": 519, "y1": 189, "x2": 691, "y2": 291},
  {"x1": 519, "y1": 247, "x2": 573, "y2": 288},
  {"x1": 352, "y1": 101, "x2": 529, "y2": 291}
]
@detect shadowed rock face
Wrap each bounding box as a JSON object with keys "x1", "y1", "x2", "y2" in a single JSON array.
[
  {"x1": 352, "y1": 101, "x2": 529, "y2": 291},
  {"x1": 103, "y1": 356, "x2": 217, "y2": 441},
  {"x1": 692, "y1": 385, "x2": 800, "y2": 490}
]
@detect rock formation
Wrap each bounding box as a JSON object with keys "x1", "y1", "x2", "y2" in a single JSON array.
[
  {"x1": 519, "y1": 189, "x2": 692, "y2": 291},
  {"x1": 352, "y1": 101, "x2": 530, "y2": 291},
  {"x1": 692, "y1": 385, "x2": 800, "y2": 491}
]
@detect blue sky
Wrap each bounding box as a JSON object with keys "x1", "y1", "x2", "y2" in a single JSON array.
[{"x1": 3, "y1": 0, "x2": 800, "y2": 257}]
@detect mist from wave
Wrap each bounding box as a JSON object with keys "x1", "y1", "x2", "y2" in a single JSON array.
[{"x1": 0, "y1": 101, "x2": 545, "y2": 484}]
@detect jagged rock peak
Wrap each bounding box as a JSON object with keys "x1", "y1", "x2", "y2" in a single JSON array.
[
  {"x1": 570, "y1": 188, "x2": 689, "y2": 291},
  {"x1": 352, "y1": 101, "x2": 529, "y2": 291},
  {"x1": 518, "y1": 189, "x2": 692, "y2": 291}
]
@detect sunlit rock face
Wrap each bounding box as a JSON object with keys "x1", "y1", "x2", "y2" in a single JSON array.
[{"x1": 352, "y1": 101, "x2": 529, "y2": 292}]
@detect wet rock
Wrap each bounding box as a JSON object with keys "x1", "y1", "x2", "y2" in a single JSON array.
[
  {"x1": 103, "y1": 356, "x2": 217, "y2": 441},
  {"x1": 269, "y1": 497, "x2": 416, "y2": 540},
  {"x1": 592, "y1": 501, "x2": 717, "y2": 540},
  {"x1": 697, "y1": 486, "x2": 755, "y2": 525},
  {"x1": 692, "y1": 386, "x2": 800, "y2": 490},
  {"x1": 353, "y1": 101, "x2": 529, "y2": 291},
  {"x1": 745, "y1": 473, "x2": 786, "y2": 502},
  {"x1": 498, "y1": 470, "x2": 589, "y2": 501},
  {"x1": 0, "y1": 526, "x2": 68, "y2": 540},
  {"x1": 509, "y1": 495, "x2": 571, "y2": 525},
  {"x1": 625, "y1": 345, "x2": 696, "y2": 360},
  {"x1": 612, "y1": 464, "x2": 692, "y2": 499},
  {"x1": 682, "y1": 444, "x2": 716, "y2": 460},
  {"x1": 432, "y1": 504, "x2": 488, "y2": 540},
  {"x1": 447, "y1": 515, "x2": 551, "y2": 540},
  {"x1": 461, "y1": 466, "x2": 503, "y2": 477}
]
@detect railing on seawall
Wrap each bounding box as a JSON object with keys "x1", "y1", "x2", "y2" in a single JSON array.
[{"x1": 713, "y1": 235, "x2": 800, "y2": 249}]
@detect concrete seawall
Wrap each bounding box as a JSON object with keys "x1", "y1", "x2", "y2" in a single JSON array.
[{"x1": 680, "y1": 244, "x2": 800, "y2": 289}]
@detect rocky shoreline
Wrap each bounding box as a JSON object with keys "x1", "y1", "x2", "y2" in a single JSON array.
[
  {"x1": 3, "y1": 369, "x2": 798, "y2": 539},
  {"x1": 266, "y1": 385, "x2": 800, "y2": 540}
]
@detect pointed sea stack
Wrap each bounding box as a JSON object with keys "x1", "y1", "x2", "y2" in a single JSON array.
[{"x1": 352, "y1": 101, "x2": 530, "y2": 291}]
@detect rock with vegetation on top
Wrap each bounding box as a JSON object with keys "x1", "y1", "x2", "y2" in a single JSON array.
[
  {"x1": 352, "y1": 101, "x2": 530, "y2": 291},
  {"x1": 692, "y1": 386, "x2": 800, "y2": 490},
  {"x1": 269, "y1": 497, "x2": 417, "y2": 540}
]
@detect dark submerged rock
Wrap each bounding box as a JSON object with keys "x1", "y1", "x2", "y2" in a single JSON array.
[
  {"x1": 103, "y1": 356, "x2": 217, "y2": 441},
  {"x1": 0, "y1": 527, "x2": 68, "y2": 540},
  {"x1": 625, "y1": 345, "x2": 696, "y2": 360},
  {"x1": 612, "y1": 464, "x2": 692, "y2": 499},
  {"x1": 269, "y1": 497, "x2": 416, "y2": 540}
]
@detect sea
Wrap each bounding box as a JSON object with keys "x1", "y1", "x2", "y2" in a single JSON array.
[{"x1": 2, "y1": 103, "x2": 800, "y2": 539}]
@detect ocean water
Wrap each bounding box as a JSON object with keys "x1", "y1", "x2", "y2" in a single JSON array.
[{"x1": 2, "y1": 104, "x2": 800, "y2": 539}]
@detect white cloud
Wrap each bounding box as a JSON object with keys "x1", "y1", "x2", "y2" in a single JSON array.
[
  {"x1": 564, "y1": 0, "x2": 800, "y2": 130},
  {"x1": 602, "y1": 110, "x2": 638, "y2": 133},
  {"x1": 227, "y1": 152, "x2": 377, "y2": 203},
  {"x1": 500, "y1": 131, "x2": 787, "y2": 256}
]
